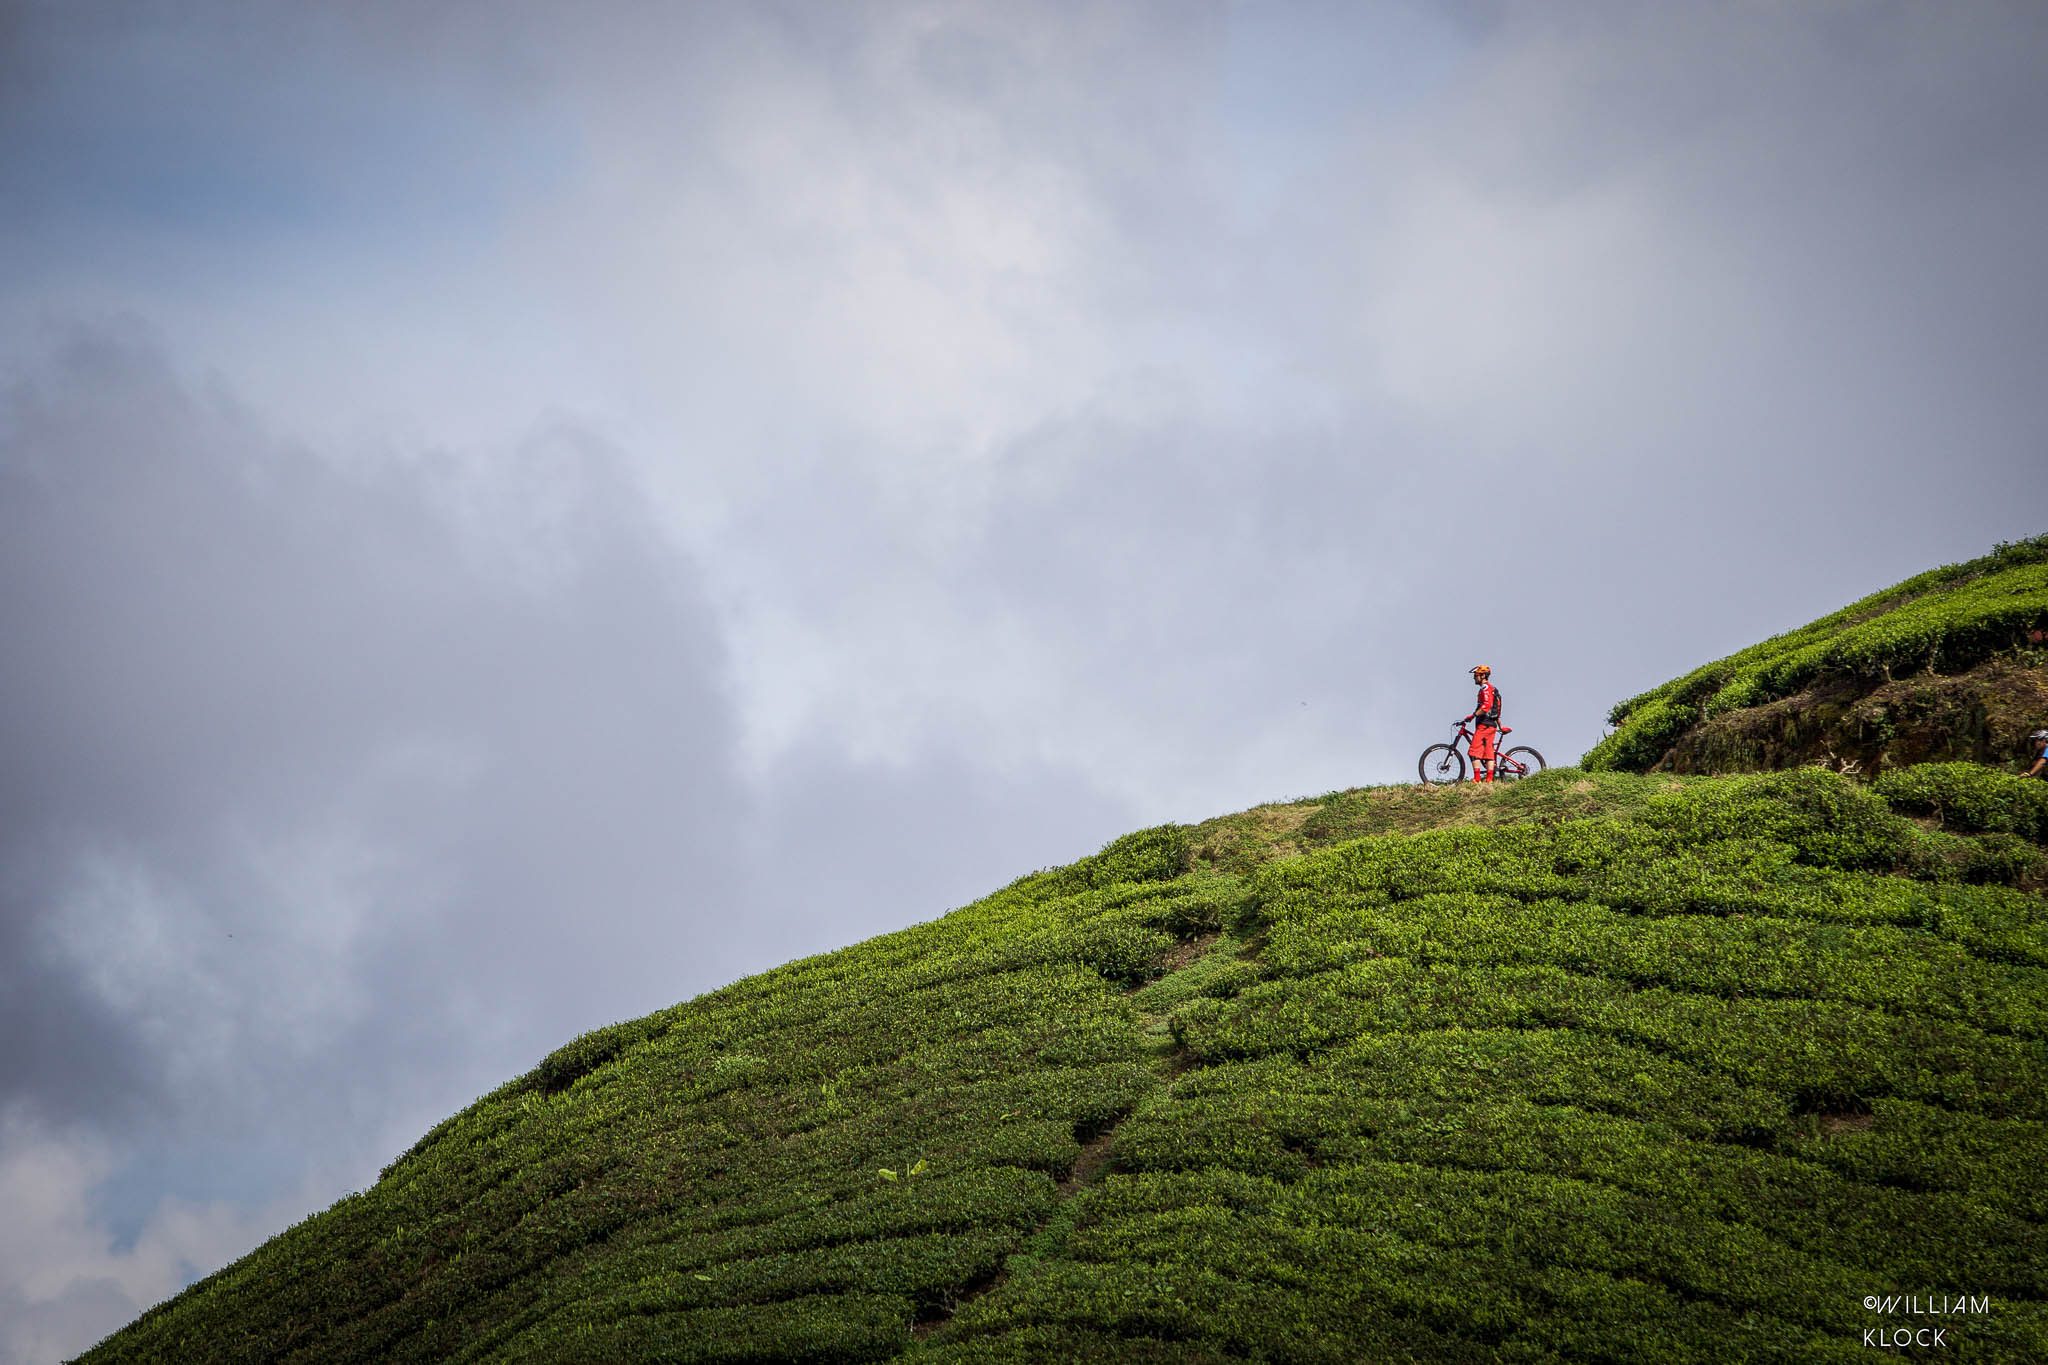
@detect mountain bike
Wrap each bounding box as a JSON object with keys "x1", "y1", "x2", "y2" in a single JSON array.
[{"x1": 1418, "y1": 722, "x2": 1546, "y2": 785}]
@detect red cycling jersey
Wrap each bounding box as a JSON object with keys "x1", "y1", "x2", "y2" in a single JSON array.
[{"x1": 1469, "y1": 683, "x2": 1501, "y2": 728}]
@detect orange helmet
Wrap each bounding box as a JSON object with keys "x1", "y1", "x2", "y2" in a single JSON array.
[{"x1": 1470, "y1": 664, "x2": 1491, "y2": 678}]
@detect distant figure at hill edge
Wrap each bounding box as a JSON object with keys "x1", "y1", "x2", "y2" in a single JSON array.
[
  {"x1": 1463, "y1": 664, "x2": 1503, "y2": 782},
  {"x1": 2028, "y1": 728, "x2": 2048, "y2": 779}
]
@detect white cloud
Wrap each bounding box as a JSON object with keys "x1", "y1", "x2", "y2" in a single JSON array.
[{"x1": 0, "y1": 1109, "x2": 341, "y2": 1365}]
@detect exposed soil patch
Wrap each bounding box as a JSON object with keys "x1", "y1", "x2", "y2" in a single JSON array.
[
  {"x1": 1060, "y1": 1128, "x2": 1120, "y2": 1196},
  {"x1": 1156, "y1": 931, "x2": 1221, "y2": 975},
  {"x1": 1815, "y1": 1112, "x2": 1877, "y2": 1138},
  {"x1": 912, "y1": 1266, "x2": 1007, "y2": 1339},
  {"x1": 1250, "y1": 804, "x2": 1315, "y2": 834},
  {"x1": 1660, "y1": 656, "x2": 2048, "y2": 776}
]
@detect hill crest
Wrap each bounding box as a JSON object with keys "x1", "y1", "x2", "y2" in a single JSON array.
[{"x1": 1585, "y1": 534, "x2": 2048, "y2": 777}]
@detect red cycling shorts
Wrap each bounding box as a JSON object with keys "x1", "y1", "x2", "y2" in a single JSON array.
[{"x1": 1470, "y1": 725, "x2": 1499, "y2": 761}]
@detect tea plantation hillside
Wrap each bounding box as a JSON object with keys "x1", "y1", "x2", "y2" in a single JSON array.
[
  {"x1": 1583, "y1": 534, "x2": 2048, "y2": 776},
  {"x1": 81, "y1": 763, "x2": 2048, "y2": 1362}
]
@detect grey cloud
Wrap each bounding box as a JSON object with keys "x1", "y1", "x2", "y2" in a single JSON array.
[
  {"x1": 710, "y1": 397, "x2": 1446, "y2": 822},
  {"x1": 1276, "y1": 2, "x2": 2048, "y2": 708},
  {"x1": 0, "y1": 1279, "x2": 131, "y2": 1365},
  {"x1": 652, "y1": 0, "x2": 2048, "y2": 803},
  {"x1": 752, "y1": 735, "x2": 1139, "y2": 950},
  {"x1": 0, "y1": 320, "x2": 748, "y2": 1143}
]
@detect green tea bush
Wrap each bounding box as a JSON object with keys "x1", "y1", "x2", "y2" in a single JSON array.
[
  {"x1": 1058, "y1": 825, "x2": 1193, "y2": 890},
  {"x1": 1125, "y1": 939, "x2": 1258, "y2": 1016},
  {"x1": 1874, "y1": 762, "x2": 2048, "y2": 841},
  {"x1": 511, "y1": 1291, "x2": 913, "y2": 1363},
  {"x1": 1594, "y1": 697, "x2": 1696, "y2": 771},
  {"x1": 1634, "y1": 768, "x2": 1916, "y2": 870},
  {"x1": 1959, "y1": 831, "x2": 2048, "y2": 885},
  {"x1": 514, "y1": 1014, "x2": 668, "y2": 1097},
  {"x1": 1075, "y1": 925, "x2": 1176, "y2": 986}
]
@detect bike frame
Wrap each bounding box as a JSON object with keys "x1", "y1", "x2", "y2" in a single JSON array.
[{"x1": 1449, "y1": 721, "x2": 1533, "y2": 779}]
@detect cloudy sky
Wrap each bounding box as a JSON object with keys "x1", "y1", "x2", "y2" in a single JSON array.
[{"x1": 4, "y1": 2, "x2": 2046, "y2": 1359}]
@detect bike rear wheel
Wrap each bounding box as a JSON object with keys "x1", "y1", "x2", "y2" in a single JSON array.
[
  {"x1": 1418, "y1": 743, "x2": 1465, "y2": 785},
  {"x1": 1499, "y1": 746, "x2": 1546, "y2": 781}
]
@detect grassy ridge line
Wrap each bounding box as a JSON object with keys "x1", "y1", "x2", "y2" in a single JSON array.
[{"x1": 1583, "y1": 535, "x2": 2048, "y2": 773}]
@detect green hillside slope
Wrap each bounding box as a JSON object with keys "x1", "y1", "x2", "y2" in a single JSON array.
[
  {"x1": 80, "y1": 552, "x2": 2048, "y2": 1364},
  {"x1": 1583, "y1": 534, "x2": 2048, "y2": 776},
  {"x1": 83, "y1": 772, "x2": 2048, "y2": 1363}
]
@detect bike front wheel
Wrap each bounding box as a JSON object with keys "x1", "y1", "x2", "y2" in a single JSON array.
[
  {"x1": 1418, "y1": 743, "x2": 1466, "y2": 785},
  {"x1": 1498, "y1": 746, "x2": 1546, "y2": 781}
]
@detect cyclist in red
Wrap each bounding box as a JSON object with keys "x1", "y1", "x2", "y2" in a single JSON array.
[{"x1": 1464, "y1": 664, "x2": 1502, "y2": 782}]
